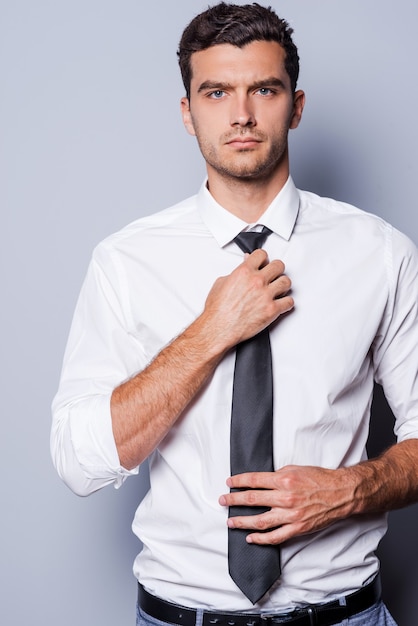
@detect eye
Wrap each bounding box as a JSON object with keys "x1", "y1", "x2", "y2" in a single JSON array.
[
  {"x1": 256, "y1": 87, "x2": 273, "y2": 96},
  {"x1": 209, "y1": 90, "x2": 225, "y2": 99}
]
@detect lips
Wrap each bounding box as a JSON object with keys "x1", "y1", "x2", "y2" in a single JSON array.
[{"x1": 225, "y1": 137, "x2": 262, "y2": 147}]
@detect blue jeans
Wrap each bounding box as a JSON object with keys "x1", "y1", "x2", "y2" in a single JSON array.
[{"x1": 136, "y1": 601, "x2": 398, "y2": 626}]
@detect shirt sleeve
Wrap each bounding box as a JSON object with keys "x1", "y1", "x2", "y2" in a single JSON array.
[
  {"x1": 51, "y1": 242, "x2": 145, "y2": 496},
  {"x1": 372, "y1": 226, "x2": 418, "y2": 442}
]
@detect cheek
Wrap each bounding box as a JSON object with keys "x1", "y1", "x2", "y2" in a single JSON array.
[
  {"x1": 191, "y1": 102, "x2": 228, "y2": 133},
  {"x1": 191, "y1": 116, "x2": 219, "y2": 145},
  {"x1": 263, "y1": 102, "x2": 294, "y2": 128}
]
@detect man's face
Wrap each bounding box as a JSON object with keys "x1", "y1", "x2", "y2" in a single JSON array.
[{"x1": 181, "y1": 41, "x2": 304, "y2": 183}]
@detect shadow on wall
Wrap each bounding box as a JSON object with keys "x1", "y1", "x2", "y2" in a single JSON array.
[{"x1": 368, "y1": 384, "x2": 418, "y2": 625}]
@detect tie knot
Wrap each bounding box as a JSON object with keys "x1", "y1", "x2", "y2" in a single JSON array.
[{"x1": 234, "y1": 226, "x2": 272, "y2": 254}]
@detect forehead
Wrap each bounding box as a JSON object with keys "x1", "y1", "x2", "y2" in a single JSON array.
[{"x1": 189, "y1": 41, "x2": 290, "y2": 89}]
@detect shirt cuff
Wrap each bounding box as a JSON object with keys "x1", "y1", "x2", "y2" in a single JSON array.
[{"x1": 69, "y1": 392, "x2": 139, "y2": 488}]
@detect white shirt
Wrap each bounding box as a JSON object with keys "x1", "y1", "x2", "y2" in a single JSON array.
[{"x1": 51, "y1": 177, "x2": 418, "y2": 612}]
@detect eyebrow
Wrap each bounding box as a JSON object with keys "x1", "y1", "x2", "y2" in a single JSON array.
[{"x1": 197, "y1": 77, "x2": 287, "y2": 93}]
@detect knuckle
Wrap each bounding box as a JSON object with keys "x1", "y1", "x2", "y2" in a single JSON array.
[
  {"x1": 252, "y1": 274, "x2": 264, "y2": 290},
  {"x1": 282, "y1": 492, "x2": 296, "y2": 508},
  {"x1": 281, "y1": 475, "x2": 295, "y2": 492},
  {"x1": 246, "y1": 490, "x2": 258, "y2": 505},
  {"x1": 239, "y1": 263, "x2": 252, "y2": 279},
  {"x1": 255, "y1": 517, "x2": 268, "y2": 530},
  {"x1": 278, "y1": 296, "x2": 294, "y2": 312},
  {"x1": 269, "y1": 535, "x2": 282, "y2": 546},
  {"x1": 266, "y1": 301, "x2": 278, "y2": 318},
  {"x1": 272, "y1": 259, "x2": 285, "y2": 273},
  {"x1": 280, "y1": 275, "x2": 291, "y2": 290},
  {"x1": 287, "y1": 508, "x2": 302, "y2": 523}
]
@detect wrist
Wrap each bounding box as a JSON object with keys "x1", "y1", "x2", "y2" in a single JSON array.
[
  {"x1": 189, "y1": 310, "x2": 236, "y2": 359},
  {"x1": 342, "y1": 459, "x2": 386, "y2": 516}
]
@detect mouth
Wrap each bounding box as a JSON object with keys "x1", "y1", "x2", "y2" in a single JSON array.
[{"x1": 225, "y1": 137, "x2": 262, "y2": 149}]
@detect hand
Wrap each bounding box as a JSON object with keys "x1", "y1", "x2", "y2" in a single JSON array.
[
  {"x1": 202, "y1": 250, "x2": 293, "y2": 351},
  {"x1": 219, "y1": 465, "x2": 355, "y2": 545}
]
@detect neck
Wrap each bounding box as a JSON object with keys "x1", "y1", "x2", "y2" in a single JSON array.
[{"x1": 206, "y1": 165, "x2": 290, "y2": 223}]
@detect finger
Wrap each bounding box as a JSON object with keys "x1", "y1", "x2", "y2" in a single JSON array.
[
  {"x1": 246, "y1": 517, "x2": 313, "y2": 545},
  {"x1": 227, "y1": 471, "x2": 278, "y2": 490},
  {"x1": 269, "y1": 274, "x2": 292, "y2": 298},
  {"x1": 258, "y1": 257, "x2": 286, "y2": 280},
  {"x1": 227, "y1": 514, "x2": 302, "y2": 546},
  {"x1": 246, "y1": 526, "x2": 292, "y2": 546},
  {"x1": 227, "y1": 509, "x2": 281, "y2": 531},
  {"x1": 245, "y1": 248, "x2": 270, "y2": 269},
  {"x1": 272, "y1": 294, "x2": 295, "y2": 316},
  {"x1": 220, "y1": 488, "x2": 279, "y2": 508}
]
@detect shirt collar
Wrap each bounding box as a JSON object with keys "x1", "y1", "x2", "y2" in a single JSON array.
[{"x1": 197, "y1": 176, "x2": 300, "y2": 247}]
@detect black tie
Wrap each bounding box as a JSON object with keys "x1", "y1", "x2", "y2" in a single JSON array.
[{"x1": 228, "y1": 227, "x2": 281, "y2": 604}]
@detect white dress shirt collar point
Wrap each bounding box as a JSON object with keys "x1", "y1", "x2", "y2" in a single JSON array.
[{"x1": 198, "y1": 177, "x2": 300, "y2": 247}]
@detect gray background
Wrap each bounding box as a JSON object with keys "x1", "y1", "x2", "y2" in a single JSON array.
[{"x1": 1, "y1": 1, "x2": 418, "y2": 624}]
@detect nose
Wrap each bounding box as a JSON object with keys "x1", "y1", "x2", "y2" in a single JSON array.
[{"x1": 230, "y1": 95, "x2": 256, "y2": 127}]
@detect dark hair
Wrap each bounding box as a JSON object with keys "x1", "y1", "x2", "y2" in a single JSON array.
[{"x1": 178, "y1": 2, "x2": 299, "y2": 99}]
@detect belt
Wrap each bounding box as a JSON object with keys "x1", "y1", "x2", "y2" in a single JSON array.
[{"x1": 138, "y1": 576, "x2": 381, "y2": 626}]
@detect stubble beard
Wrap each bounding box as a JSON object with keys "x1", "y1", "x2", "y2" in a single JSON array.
[{"x1": 195, "y1": 128, "x2": 289, "y2": 183}]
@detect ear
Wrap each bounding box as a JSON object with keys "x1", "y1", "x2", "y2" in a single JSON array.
[
  {"x1": 180, "y1": 97, "x2": 196, "y2": 136},
  {"x1": 289, "y1": 89, "x2": 305, "y2": 130}
]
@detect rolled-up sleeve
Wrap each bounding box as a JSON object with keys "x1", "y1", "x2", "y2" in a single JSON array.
[{"x1": 51, "y1": 242, "x2": 145, "y2": 496}]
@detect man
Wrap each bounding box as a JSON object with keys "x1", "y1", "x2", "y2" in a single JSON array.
[{"x1": 51, "y1": 3, "x2": 418, "y2": 625}]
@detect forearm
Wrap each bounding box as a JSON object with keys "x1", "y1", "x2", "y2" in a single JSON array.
[
  {"x1": 111, "y1": 312, "x2": 227, "y2": 470},
  {"x1": 346, "y1": 438, "x2": 418, "y2": 515}
]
